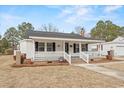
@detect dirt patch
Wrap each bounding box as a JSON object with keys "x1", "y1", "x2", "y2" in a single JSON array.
[
  {"x1": 90, "y1": 58, "x2": 123, "y2": 64},
  {"x1": 1, "y1": 55, "x2": 124, "y2": 88},
  {"x1": 11, "y1": 62, "x2": 69, "y2": 67},
  {"x1": 100, "y1": 63, "x2": 124, "y2": 72}
]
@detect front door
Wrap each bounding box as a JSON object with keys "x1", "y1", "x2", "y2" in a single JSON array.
[
  {"x1": 65, "y1": 43, "x2": 69, "y2": 53},
  {"x1": 73, "y1": 43, "x2": 79, "y2": 53}
]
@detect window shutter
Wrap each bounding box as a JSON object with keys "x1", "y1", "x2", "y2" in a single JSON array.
[
  {"x1": 73, "y1": 43, "x2": 76, "y2": 53},
  {"x1": 53, "y1": 42, "x2": 56, "y2": 51},
  {"x1": 35, "y1": 42, "x2": 38, "y2": 51}
]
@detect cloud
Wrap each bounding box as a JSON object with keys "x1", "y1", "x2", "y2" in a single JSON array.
[
  {"x1": 0, "y1": 13, "x2": 23, "y2": 22},
  {"x1": 58, "y1": 6, "x2": 92, "y2": 24},
  {"x1": 104, "y1": 5, "x2": 123, "y2": 13},
  {"x1": 58, "y1": 6, "x2": 74, "y2": 18},
  {"x1": 58, "y1": 5, "x2": 122, "y2": 25},
  {"x1": 0, "y1": 13, "x2": 25, "y2": 35}
]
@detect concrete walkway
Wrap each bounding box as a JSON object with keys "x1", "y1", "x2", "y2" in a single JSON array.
[{"x1": 74, "y1": 63, "x2": 124, "y2": 81}]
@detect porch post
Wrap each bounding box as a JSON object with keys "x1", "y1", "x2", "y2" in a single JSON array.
[
  {"x1": 45, "y1": 41, "x2": 47, "y2": 52},
  {"x1": 32, "y1": 40, "x2": 35, "y2": 61},
  {"x1": 99, "y1": 43, "x2": 101, "y2": 56},
  {"x1": 63, "y1": 41, "x2": 65, "y2": 53},
  {"x1": 79, "y1": 42, "x2": 81, "y2": 53}
]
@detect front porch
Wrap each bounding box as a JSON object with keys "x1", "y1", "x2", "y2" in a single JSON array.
[{"x1": 32, "y1": 39, "x2": 101, "y2": 64}]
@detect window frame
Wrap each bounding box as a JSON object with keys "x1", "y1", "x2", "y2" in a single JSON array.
[
  {"x1": 35, "y1": 42, "x2": 45, "y2": 52},
  {"x1": 81, "y1": 44, "x2": 88, "y2": 51},
  {"x1": 47, "y1": 42, "x2": 56, "y2": 52}
]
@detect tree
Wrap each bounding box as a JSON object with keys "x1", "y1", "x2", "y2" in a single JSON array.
[
  {"x1": 0, "y1": 35, "x2": 1, "y2": 39},
  {"x1": 91, "y1": 20, "x2": 121, "y2": 41},
  {"x1": 91, "y1": 20, "x2": 106, "y2": 40},
  {"x1": 4, "y1": 27, "x2": 19, "y2": 50},
  {"x1": 40, "y1": 23, "x2": 59, "y2": 32},
  {"x1": 0, "y1": 39, "x2": 2, "y2": 53},
  {"x1": 0, "y1": 38, "x2": 10, "y2": 53},
  {"x1": 18, "y1": 22, "x2": 34, "y2": 39},
  {"x1": 119, "y1": 27, "x2": 124, "y2": 36}
]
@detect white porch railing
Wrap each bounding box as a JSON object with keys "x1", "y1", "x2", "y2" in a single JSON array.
[
  {"x1": 71, "y1": 53, "x2": 80, "y2": 57},
  {"x1": 64, "y1": 52, "x2": 71, "y2": 64},
  {"x1": 34, "y1": 51, "x2": 63, "y2": 61},
  {"x1": 80, "y1": 51, "x2": 101, "y2": 63},
  {"x1": 80, "y1": 52, "x2": 89, "y2": 63},
  {"x1": 84, "y1": 51, "x2": 101, "y2": 59}
]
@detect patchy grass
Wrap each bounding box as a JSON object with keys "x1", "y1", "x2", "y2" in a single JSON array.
[
  {"x1": 100, "y1": 63, "x2": 124, "y2": 72},
  {"x1": 0, "y1": 55, "x2": 124, "y2": 88}
]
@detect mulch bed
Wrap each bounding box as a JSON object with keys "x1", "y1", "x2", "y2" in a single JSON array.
[
  {"x1": 90, "y1": 58, "x2": 123, "y2": 64},
  {"x1": 11, "y1": 61, "x2": 69, "y2": 67}
]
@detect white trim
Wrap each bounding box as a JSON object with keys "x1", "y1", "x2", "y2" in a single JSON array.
[
  {"x1": 79, "y1": 42, "x2": 81, "y2": 55},
  {"x1": 29, "y1": 36, "x2": 105, "y2": 43},
  {"x1": 19, "y1": 39, "x2": 33, "y2": 43},
  {"x1": 32, "y1": 40, "x2": 35, "y2": 60}
]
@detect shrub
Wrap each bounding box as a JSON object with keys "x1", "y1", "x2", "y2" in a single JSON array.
[{"x1": 5, "y1": 48, "x2": 13, "y2": 55}]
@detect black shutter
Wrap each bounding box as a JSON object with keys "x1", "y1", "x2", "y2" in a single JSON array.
[
  {"x1": 35, "y1": 42, "x2": 38, "y2": 51},
  {"x1": 73, "y1": 43, "x2": 76, "y2": 53},
  {"x1": 53, "y1": 42, "x2": 56, "y2": 51}
]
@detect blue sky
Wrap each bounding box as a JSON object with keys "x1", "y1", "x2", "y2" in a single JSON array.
[{"x1": 0, "y1": 5, "x2": 124, "y2": 36}]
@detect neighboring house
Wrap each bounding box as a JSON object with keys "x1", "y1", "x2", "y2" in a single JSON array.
[
  {"x1": 88, "y1": 36, "x2": 124, "y2": 56},
  {"x1": 19, "y1": 31, "x2": 104, "y2": 64}
]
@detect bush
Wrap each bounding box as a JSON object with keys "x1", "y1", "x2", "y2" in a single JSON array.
[
  {"x1": 1, "y1": 48, "x2": 5, "y2": 54},
  {"x1": 4, "y1": 48, "x2": 13, "y2": 55}
]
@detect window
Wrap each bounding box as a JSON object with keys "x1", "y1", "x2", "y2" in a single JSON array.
[
  {"x1": 47, "y1": 42, "x2": 56, "y2": 51},
  {"x1": 35, "y1": 42, "x2": 45, "y2": 51},
  {"x1": 81, "y1": 44, "x2": 88, "y2": 51},
  {"x1": 38, "y1": 42, "x2": 45, "y2": 51},
  {"x1": 73, "y1": 43, "x2": 79, "y2": 53}
]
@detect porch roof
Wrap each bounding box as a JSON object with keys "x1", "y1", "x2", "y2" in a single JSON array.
[{"x1": 26, "y1": 31, "x2": 103, "y2": 41}]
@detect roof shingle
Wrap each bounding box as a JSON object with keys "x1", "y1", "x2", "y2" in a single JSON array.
[{"x1": 26, "y1": 31, "x2": 97, "y2": 40}]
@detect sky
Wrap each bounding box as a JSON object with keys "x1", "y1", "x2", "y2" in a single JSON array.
[{"x1": 0, "y1": 5, "x2": 124, "y2": 36}]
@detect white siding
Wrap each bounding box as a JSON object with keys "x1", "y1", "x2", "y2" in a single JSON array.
[
  {"x1": 20, "y1": 39, "x2": 34, "y2": 59},
  {"x1": 115, "y1": 44, "x2": 124, "y2": 56},
  {"x1": 89, "y1": 43, "x2": 124, "y2": 56},
  {"x1": 20, "y1": 41, "x2": 26, "y2": 54},
  {"x1": 101, "y1": 44, "x2": 115, "y2": 55},
  {"x1": 26, "y1": 40, "x2": 34, "y2": 59}
]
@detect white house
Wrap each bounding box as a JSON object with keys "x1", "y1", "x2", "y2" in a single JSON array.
[
  {"x1": 19, "y1": 31, "x2": 104, "y2": 64},
  {"x1": 88, "y1": 36, "x2": 124, "y2": 57}
]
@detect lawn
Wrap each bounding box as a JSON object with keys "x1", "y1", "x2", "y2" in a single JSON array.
[
  {"x1": 0, "y1": 55, "x2": 124, "y2": 88},
  {"x1": 100, "y1": 62, "x2": 124, "y2": 72}
]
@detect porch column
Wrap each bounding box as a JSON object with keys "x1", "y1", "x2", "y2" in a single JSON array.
[
  {"x1": 99, "y1": 43, "x2": 102, "y2": 56},
  {"x1": 32, "y1": 40, "x2": 35, "y2": 61},
  {"x1": 63, "y1": 41, "x2": 65, "y2": 53},
  {"x1": 79, "y1": 42, "x2": 81, "y2": 56},
  {"x1": 45, "y1": 41, "x2": 47, "y2": 52}
]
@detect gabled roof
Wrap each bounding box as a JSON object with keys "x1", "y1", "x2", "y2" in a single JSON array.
[
  {"x1": 112, "y1": 36, "x2": 124, "y2": 43},
  {"x1": 26, "y1": 31, "x2": 99, "y2": 40}
]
